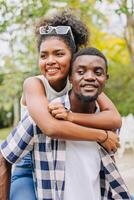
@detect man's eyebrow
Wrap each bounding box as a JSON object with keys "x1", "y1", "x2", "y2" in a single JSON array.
[
  {"x1": 74, "y1": 65, "x2": 86, "y2": 68},
  {"x1": 95, "y1": 66, "x2": 105, "y2": 71},
  {"x1": 95, "y1": 66, "x2": 104, "y2": 69}
]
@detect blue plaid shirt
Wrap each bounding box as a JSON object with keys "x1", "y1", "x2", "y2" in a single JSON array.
[{"x1": 0, "y1": 94, "x2": 131, "y2": 200}]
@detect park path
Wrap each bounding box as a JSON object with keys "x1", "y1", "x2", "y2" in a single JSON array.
[{"x1": 116, "y1": 149, "x2": 134, "y2": 194}]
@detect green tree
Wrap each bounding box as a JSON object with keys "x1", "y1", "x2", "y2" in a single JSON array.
[
  {"x1": 0, "y1": 0, "x2": 133, "y2": 127},
  {"x1": 99, "y1": 0, "x2": 134, "y2": 66},
  {"x1": 0, "y1": 0, "x2": 49, "y2": 126}
]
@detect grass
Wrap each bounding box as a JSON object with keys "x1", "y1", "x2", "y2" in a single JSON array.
[{"x1": 0, "y1": 127, "x2": 13, "y2": 140}]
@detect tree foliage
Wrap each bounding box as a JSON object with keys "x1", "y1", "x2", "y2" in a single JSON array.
[
  {"x1": 0, "y1": 0, "x2": 133, "y2": 127},
  {"x1": 100, "y1": 0, "x2": 134, "y2": 65}
]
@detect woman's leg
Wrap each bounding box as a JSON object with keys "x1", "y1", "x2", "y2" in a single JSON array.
[
  {"x1": 131, "y1": 195, "x2": 134, "y2": 200},
  {"x1": 10, "y1": 167, "x2": 36, "y2": 200}
]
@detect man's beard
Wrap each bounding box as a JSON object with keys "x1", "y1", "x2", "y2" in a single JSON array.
[{"x1": 76, "y1": 93, "x2": 98, "y2": 102}]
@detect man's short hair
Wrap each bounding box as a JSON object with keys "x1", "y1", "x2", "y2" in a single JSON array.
[{"x1": 71, "y1": 47, "x2": 108, "y2": 74}]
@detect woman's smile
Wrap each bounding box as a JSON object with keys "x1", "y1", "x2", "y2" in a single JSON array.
[{"x1": 46, "y1": 67, "x2": 60, "y2": 76}]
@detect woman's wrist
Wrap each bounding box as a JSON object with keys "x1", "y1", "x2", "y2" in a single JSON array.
[
  {"x1": 99, "y1": 130, "x2": 109, "y2": 144},
  {"x1": 67, "y1": 111, "x2": 73, "y2": 122}
]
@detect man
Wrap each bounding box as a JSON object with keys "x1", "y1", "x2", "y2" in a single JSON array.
[{"x1": 0, "y1": 47, "x2": 130, "y2": 200}]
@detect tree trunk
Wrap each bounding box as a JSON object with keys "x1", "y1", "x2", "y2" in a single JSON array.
[{"x1": 124, "y1": 15, "x2": 134, "y2": 66}]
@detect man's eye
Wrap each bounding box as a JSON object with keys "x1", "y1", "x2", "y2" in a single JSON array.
[
  {"x1": 77, "y1": 70, "x2": 84, "y2": 75},
  {"x1": 95, "y1": 71, "x2": 103, "y2": 76}
]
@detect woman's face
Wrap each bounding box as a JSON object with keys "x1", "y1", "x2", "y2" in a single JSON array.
[{"x1": 39, "y1": 37, "x2": 72, "y2": 90}]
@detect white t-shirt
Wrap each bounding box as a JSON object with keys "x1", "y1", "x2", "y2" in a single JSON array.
[{"x1": 64, "y1": 106, "x2": 101, "y2": 200}]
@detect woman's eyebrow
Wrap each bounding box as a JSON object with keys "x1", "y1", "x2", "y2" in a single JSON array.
[{"x1": 40, "y1": 49, "x2": 65, "y2": 53}]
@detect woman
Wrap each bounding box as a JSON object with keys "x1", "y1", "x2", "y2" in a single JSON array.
[{"x1": 8, "y1": 11, "x2": 121, "y2": 199}]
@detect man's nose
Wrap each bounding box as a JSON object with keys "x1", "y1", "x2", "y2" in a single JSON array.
[{"x1": 84, "y1": 71, "x2": 96, "y2": 81}]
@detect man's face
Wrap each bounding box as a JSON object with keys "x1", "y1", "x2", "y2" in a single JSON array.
[{"x1": 70, "y1": 55, "x2": 108, "y2": 102}]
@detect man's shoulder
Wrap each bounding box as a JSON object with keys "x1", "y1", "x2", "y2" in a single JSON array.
[
  {"x1": 51, "y1": 93, "x2": 70, "y2": 109},
  {"x1": 51, "y1": 94, "x2": 67, "y2": 104}
]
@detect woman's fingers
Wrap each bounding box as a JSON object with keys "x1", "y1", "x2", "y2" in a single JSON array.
[{"x1": 48, "y1": 103, "x2": 64, "y2": 112}]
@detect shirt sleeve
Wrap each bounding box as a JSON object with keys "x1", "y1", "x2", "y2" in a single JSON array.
[{"x1": 0, "y1": 114, "x2": 35, "y2": 164}]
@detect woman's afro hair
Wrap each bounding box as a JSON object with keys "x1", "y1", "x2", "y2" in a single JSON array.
[{"x1": 35, "y1": 10, "x2": 89, "y2": 51}]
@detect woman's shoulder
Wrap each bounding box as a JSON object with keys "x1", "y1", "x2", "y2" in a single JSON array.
[
  {"x1": 23, "y1": 75, "x2": 45, "y2": 87},
  {"x1": 23, "y1": 75, "x2": 46, "y2": 95}
]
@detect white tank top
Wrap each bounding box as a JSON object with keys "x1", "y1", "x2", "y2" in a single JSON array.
[
  {"x1": 21, "y1": 75, "x2": 71, "y2": 118},
  {"x1": 17, "y1": 75, "x2": 71, "y2": 168}
]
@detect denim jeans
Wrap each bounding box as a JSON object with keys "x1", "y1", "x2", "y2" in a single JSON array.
[
  {"x1": 10, "y1": 167, "x2": 36, "y2": 200},
  {"x1": 9, "y1": 166, "x2": 134, "y2": 200}
]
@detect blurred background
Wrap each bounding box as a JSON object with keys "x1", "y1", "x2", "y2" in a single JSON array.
[{"x1": 0, "y1": 0, "x2": 134, "y2": 194}]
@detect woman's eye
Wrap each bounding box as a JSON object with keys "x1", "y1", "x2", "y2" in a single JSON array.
[
  {"x1": 56, "y1": 52, "x2": 64, "y2": 56},
  {"x1": 40, "y1": 54, "x2": 47, "y2": 59}
]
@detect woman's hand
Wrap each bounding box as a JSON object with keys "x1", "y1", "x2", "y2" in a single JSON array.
[
  {"x1": 100, "y1": 130, "x2": 120, "y2": 153},
  {"x1": 48, "y1": 102, "x2": 70, "y2": 120}
]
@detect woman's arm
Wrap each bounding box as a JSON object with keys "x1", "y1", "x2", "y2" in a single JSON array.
[
  {"x1": 23, "y1": 77, "x2": 120, "y2": 152},
  {"x1": 23, "y1": 77, "x2": 105, "y2": 140},
  {"x1": 96, "y1": 92, "x2": 122, "y2": 129},
  {"x1": 68, "y1": 92, "x2": 121, "y2": 129},
  {"x1": 48, "y1": 92, "x2": 122, "y2": 130}
]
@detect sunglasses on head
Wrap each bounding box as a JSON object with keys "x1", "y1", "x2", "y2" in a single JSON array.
[
  {"x1": 39, "y1": 25, "x2": 76, "y2": 51},
  {"x1": 39, "y1": 25, "x2": 72, "y2": 34}
]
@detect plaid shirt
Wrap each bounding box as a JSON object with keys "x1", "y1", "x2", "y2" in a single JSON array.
[{"x1": 0, "y1": 93, "x2": 131, "y2": 200}]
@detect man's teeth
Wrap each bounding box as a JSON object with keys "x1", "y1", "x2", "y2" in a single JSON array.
[
  {"x1": 48, "y1": 69, "x2": 58, "y2": 72},
  {"x1": 84, "y1": 85, "x2": 94, "y2": 88}
]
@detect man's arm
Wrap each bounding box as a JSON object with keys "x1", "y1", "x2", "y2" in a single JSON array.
[{"x1": 0, "y1": 151, "x2": 11, "y2": 200}]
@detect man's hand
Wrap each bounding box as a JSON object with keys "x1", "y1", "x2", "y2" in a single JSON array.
[
  {"x1": 100, "y1": 130, "x2": 120, "y2": 153},
  {"x1": 48, "y1": 102, "x2": 70, "y2": 120},
  {"x1": 0, "y1": 151, "x2": 11, "y2": 200}
]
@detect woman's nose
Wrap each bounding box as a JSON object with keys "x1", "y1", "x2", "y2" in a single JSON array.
[{"x1": 46, "y1": 55, "x2": 56, "y2": 65}]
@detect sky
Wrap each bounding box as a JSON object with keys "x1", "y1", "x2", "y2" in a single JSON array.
[{"x1": 95, "y1": 0, "x2": 126, "y2": 37}]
